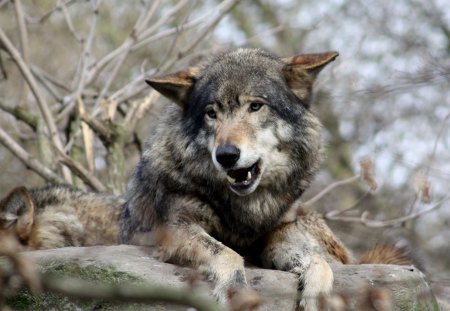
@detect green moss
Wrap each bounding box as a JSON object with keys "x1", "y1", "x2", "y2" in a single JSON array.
[
  {"x1": 394, "y1": 277, "x2": 440, "y2": 311},
  {"x1": 41, "y1": 261, "x2": 142, "y2": 284},
  {"x1": 5, "y1": 261, "x2": 150, "y2": 311}
]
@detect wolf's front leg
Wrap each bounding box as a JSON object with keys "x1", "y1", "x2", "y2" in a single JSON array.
[
  {"x1": 155, "y1": 222, "x2": 247, "y2": 305},
  {"x1": 260, "y1": 220, "x2": 334, "y2": 311}
]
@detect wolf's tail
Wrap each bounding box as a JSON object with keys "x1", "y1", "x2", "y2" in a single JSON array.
[{"x1": 358, "y1": 244, "x2": 423, "y2": 270}]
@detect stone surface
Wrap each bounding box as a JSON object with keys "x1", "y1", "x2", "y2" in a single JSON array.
[{"x1": 20, "y1": 245, "x2": 441, "y2": 310}]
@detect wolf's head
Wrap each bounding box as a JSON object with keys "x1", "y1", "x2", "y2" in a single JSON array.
[
  {"x1": 146, "y1": 49, "x2": 338, "y2": 196},
  {"x1": 0, "y1": 187, "x2": 35, "y2": 242}
]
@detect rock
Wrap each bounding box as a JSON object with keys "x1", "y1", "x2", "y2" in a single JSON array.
[
  {"x1": 12, "y1": 245, "x2": 439, "y2": 310},
  {"x1": 332, "y1": 264, "x2": 438, "y2": 310},
  {"x1": 432, "y1": 280, "x2": 450, "y2": 311}
]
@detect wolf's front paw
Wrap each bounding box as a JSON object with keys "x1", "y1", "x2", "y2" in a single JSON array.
[
  {"x1": 292, "y1": 255, "x2": 334, "y2": 311},
  {"x1": 228, "y1": 287, "x2": 262, "y2": 311},
  {"x1": 214, "y1": 285, "x2": 261, "y2": 311}
]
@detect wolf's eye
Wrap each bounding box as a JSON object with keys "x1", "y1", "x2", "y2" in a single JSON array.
[
  {"x1": 249, "y1": 102, "x2": 263, "y2": 112},
  {"x1": 206, "y1": 109, "x2": 217, "y2": 119}
]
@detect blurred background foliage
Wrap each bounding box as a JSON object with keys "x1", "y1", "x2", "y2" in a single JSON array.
[{"x1": 0, "y1": 0, "x2": 449, "y2": 277}]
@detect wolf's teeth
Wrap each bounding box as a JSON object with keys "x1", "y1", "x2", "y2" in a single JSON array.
[
  {"x1": 227, "y1": 175, "x2": 236, "y2": 184},
  {"x1": 246, "y1": 171, "x2": 252, "y2": 181}
]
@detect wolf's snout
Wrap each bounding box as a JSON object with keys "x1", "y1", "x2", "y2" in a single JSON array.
[{"x1": 215, "y1": 144, "x2": 240, "y2": 168}]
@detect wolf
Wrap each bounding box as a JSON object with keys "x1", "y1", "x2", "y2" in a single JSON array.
[
  {"x1": 0, "y1": 185, "x2": 123, "y2": 250},
  {"x1": 119, "y1": 48, "x2": 414, "y2": 310}
]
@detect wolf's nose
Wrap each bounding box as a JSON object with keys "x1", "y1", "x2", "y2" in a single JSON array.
[{"x1": 216, "y1": 144, "x2": 240, "y2": 168}]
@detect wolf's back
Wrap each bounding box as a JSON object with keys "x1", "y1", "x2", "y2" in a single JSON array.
[{"x1": 1, "y1": 185, "x2": 124, "y2": 249}]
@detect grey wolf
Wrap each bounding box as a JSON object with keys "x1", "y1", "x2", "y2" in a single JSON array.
[
  {"x1": 0, "y1": 185, "x2": 122, "y2": 250},
  {"x1": 119, "y1": 48, "x2": 414, "y2": 310}
]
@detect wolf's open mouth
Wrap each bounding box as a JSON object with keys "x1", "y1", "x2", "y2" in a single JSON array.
[{"x1": 225, "y1": 160, "x2": 261, "y2": 194}]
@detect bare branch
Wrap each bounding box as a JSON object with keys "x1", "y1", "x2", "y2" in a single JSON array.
[
  {"x1": 0, "y1": 50, "x2": 7, "y2": 79},
  {"x1": 123, "y1": 90, "x2": 160, "y2": 131},
  {"x1": 356, "y1": 62, "x2": 450, "y2": 99},
  {"x1": 425, "y1": 111, "x2": 450, "y2": 176},
  {"x1": 31, "y1": 66, "x2": 63, "y2": 101},
  {"x1": 176, "y1": 0, "x2": 240, "y2": 59},
  {"x1": 324, "y1": 191, "x2": 371, "y2": 218},
  {"x1": 0, "y1": 100, "x2": 38, "y2": 130},
  {"x1": 136, "y1": 0, "x2": 190, "y2": 42},
  {"x1": 42, "y1": 274, "x2": 224, "y2": 311},
  {"x1": 134, "y1": 0, "x2": 161, "y2": 34},
  {"x1": 84, "y1": 0, "x2": 187, "y2": 88},
  {"x1": 80, "y1": 113, "x2": 114, "y2": 145},
  {"x1": 0, "y1": 25, "x2": 73, "y2": 183},
  {"x1": 325, "y1": 196, "x2": 449, "y2": 228},
  {"x1": 74, "y1": 0, "x2": 99, "y2": 89},
  {"x1": 129, "y1": 13, "x2": 206, "y2": 54},
  {"x1": 91, "y1": 1, "x2": 162, "y2": 117},
  {"x1": 0, "y1": 128, "x2": 64, "y2": 184},
  {"x1": 30, "y1": 0, "x2": 77, "y2": 24},
  {"x1": 304, "y1": 175, "x2": 360, "y2": 206},
  {"x1": 58, "y1": 149, "x2": 106, "y2": 192},
  {"x1": 58, "y1": 0, "x2": 100, "y2": 122},
  {"x1": 31, "y1": 65, "x2": 71, "y2": 93},
  {"x1": 59, "y1": 0, "x2": 83, "y2": 42},
  {"x1": 107, "y1": 0, "x2": 240, "y2": 105},
  {"x1": 13, "y1": 0, "x2": 30, "y2": 108},
  {"x1": 77, "y1": 97, "x2": 95, "y2": 172},
  {"x1": 86, "y1": 0, "x2": 207, "y2": 86}
]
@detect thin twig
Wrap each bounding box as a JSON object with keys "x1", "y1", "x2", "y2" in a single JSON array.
[
  {"x1": 58, "y1": 0, "x2": 99, "y2": 122},
  {"x1": 304, "y1": 175, "x2": 360, "y2": 206},
  {"x1": 84, "y1": 0, "x2": 188, "y2": 86},
  {"x1": 236, "y1": 25, "x2": 285, "y2": 46},
  {"x1": 31, "y1": 67, "x2": 63, "y2": 101},
  {"x1": 325, "y1": 196, "x2": 449, "y2": 228},
  {"x1": 57, "y1": 149, "x2": 106, "y2": 192},
  {"x1": 425, "y1": 111, "x2": 450, "y2": 176},
  {"x1": 405, "y1": 194, "x2": 419, "y2": 219},
  {"x1": 80, "y1": 113, "x2": 114, "y2": 145},
  {"x1": 405, "y1": 112, "x2": 449, "y2": 219},
  {"x1": 86, "y1": 0, "x2": 210, "y2": 89},
  {"x1": 13, "y1": 0, "x2": 30, "y2": 108},
  {"x1": 135, "y1": 0, "x2": 161, "y2": 34},
  {"x1": 31, "y1": 0, "x2": 77, "y2": 24},
  {"x1": 137, "y1": 0, "x2": 189, "y2": 42},
  {"x1": 0, "y1": 128, "x2": 64, "y2": 184},
  {"x1": 31, "y1": 65, "x2": 71, "y2": 93},
  {"x1": 59, "y1": 0, "x2": 83, "y2": 42},
  {"x1": 92, "y1": 1, "x2": 160, "y2": 118},
  {"x1": 107, "y1": 0, "x2": 240, "y2": 105},
  {"x1": 324, "y1": 190, "x2": 370, "y2": 218},
  {"x1": 176, "y1": 0, "x2": 240, "y2": 59},
  {"x1": 123, "y1": 90, "x2": 160, "y2": 130}
]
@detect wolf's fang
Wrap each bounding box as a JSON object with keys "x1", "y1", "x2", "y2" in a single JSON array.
[{"x1": 227, "y1": 175, "x2": 236, "y2": 184}]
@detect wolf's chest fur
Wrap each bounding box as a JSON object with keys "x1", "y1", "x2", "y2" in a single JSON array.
[{"x1": 136, "y1": 110, "x2": 306, "y2": 249}]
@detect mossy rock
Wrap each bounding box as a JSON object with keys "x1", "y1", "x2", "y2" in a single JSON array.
[
  {"x1": 6, "y1": 261, "x2": 170, "y2": 311},
  {"x1": 15, "y1": 245, "x2": 440, "y2": 311}
]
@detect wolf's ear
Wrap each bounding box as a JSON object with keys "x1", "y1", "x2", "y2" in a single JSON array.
[
  {"x1": 145, "y1": 67, "x2": 201, "y2": 107},
  {"x1": 0, "y1": 187, "x2": 35, "y2": 240},
  {"x1": 282, "y1": 52, "x2": 338, "y2": 103}
]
